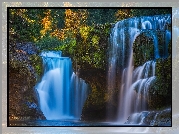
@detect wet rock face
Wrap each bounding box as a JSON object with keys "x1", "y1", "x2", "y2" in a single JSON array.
[
  {"x1": 9, "y1": 42, "x2": 46, "y2": 121},
  {"x1": 125, "y1": 108, "x2": 171, "y2": 126},
  {"x1": 146, "y1": 108, "x2": 171, "y2": 126},
  {"x1": 79, "y1": 68, "x2": 108, "y2": 121}
]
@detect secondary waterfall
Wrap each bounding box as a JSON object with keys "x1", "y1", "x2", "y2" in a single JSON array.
[
  {"x1": 108, "y1": 14, "x2": 171, "y2": 123},
  {"x1": 36, "y1": 51, "x2": 88, "y2": 120}
]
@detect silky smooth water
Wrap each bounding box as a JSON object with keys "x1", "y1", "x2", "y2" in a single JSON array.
[
  {"x1": 36, "y1": 51, "x2": 88, "y2": 120},
  {"x1": 108, "y1": 14, "x2": 171, "y2": 123}
]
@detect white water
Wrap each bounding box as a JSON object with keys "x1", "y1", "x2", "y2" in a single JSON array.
[
  {"x1": 126, "y1": 108, "x2": 171, "y2": 126},
  {"x1": 108, "y1": 15, "x2": 171, "y2": 123},
  {"x1": 36, "y1": 51, "x2": 88, "y2": 120}
]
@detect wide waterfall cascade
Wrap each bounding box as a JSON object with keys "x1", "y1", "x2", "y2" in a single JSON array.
[
  {"x1": 108, "y1": 14, "x2": 171, "y2": 123},
  {"x1": 36, "y1": 51, "x2": 88, "y2": 120}
]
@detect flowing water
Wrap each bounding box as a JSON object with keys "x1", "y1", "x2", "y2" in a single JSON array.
[
  {"x1": 34, "y1": 14, "x2": 172, "y2": 126},
  {"x1": 36, "y1": 51, "x2": 88, "y2": 120},
  {"x1": 125, "y1": 108, "x2": 171, "y2": 126},
  {"x1": 108, "y1": 14, "x2": 171, "y2": 123}
]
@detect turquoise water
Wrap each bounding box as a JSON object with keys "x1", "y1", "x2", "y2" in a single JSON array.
[{"x1": 9, "y1": 120, "x2": 144, "y2": 127}]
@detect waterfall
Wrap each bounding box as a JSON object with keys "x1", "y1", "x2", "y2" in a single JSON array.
[
  {"x1": 36, "y1": 51, "x2": 88, "y2": 120},
  {"x1": 132, "y1": 61, "x2": 156, "y2": 112},
  {"x1": 108, "y1": 14, "x2": 171, "y2": 123},
  {"x1": 125, "y1": 108, "x2": 171, "y2": 126}
]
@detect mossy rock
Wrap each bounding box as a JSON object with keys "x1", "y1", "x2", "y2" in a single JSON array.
[
  {"x1": 133, "y1": 32, "x2": 154, "y2": 67},
  {"x1": 9, "y1": 65, "x2": 46, "y2": 121},
  {"x1": 9, "y1": 42, "x2": 46, "y2": 121},
  {"x1": 148, "y1": 55, "x2": 171, "y2": 110},
  {"x1": 79, "y1": 68, "x2": 109, "y2": 121}
]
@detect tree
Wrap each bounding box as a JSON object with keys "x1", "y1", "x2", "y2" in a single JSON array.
[{"x1": 9, "y1": 9, "x2": 45, "y2": 43}]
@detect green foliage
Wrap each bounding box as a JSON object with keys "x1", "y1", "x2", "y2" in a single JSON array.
[
  {"x1": 87, "y1": 9, "x2": 118, "y2": 25},
  {"x1": 10, "y1": 8, "x2": 171, "y2": 72},
  {"x1": 56, "y1": 23, "x2": 111, "y2": 70},
  {"x1": 154, "y1": 56, "x2": 171, "y2": 96},
  {"x1": 35, "y1": 36, "x2": 63, "y2": 51},
  {"x1": 148, "y1": 41, "x2": 171, "y2": 109},
  {"x1": 133, "y1": 33, "x2": 154, "y2": 67},
  {"x1": 154, "y1": 41, "x2": 171, "y2": 97},
  {"x1": 50, "y1": 9, "x2": 65, "y2": 29},
  {"x1": 115, "y1": 9, "x2": 133, "y2": 21},
  {"x1": 148, "y1": 55, "x2": 171, "y2": 110},
  {"x1": 9, "y1": 9, "x2": 45, "y2": 43},
  {"x1": 29, "y1": 54, "x2": 43, "y2": 80},
  {"x1": 56, "y1": 37, "x2": 77, "y2": 56},
  {"x1": 75, "y1": 23, "x2": 111, "y2": 70},
  {"x1": 131, "y1": 9, "x2": 171, "y2": 17}
]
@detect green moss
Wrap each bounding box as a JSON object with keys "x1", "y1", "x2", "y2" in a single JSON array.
[
  {"x1": 133, "y1": 33, "x2": 154, "y2": 67},
  {"x1": 148, "y1": 45, "x2": 171, "y2": 110},
  {"x1": 152, "y1": 56, "x2": 171, "y2": 95},
  {"x1": 29, "y1": 54, "x2": 43, "y2": 81},
  {"x1": 35, "y1": 36, "x2": 63, "y2": 52},
  {"x1": 79, "y1": 68, "x2": 108, "y2": 121}
]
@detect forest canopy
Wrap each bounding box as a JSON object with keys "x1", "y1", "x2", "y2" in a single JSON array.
[
  {"x1": 9, "y1": 8, "x2": 171, "y2": 70},
  {"x1": 9, "y1": 8, "x2": 171, "y2": 43}
]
